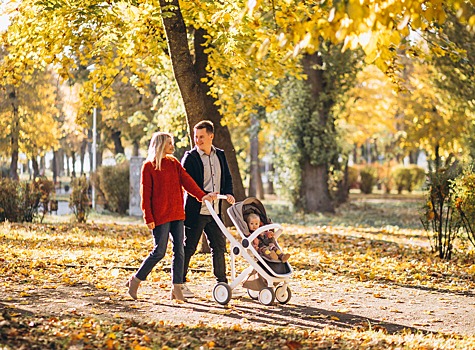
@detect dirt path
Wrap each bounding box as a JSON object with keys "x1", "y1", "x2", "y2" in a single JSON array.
[{"x1": 2, "y1": 271, "x2": 474, "y2": 336}]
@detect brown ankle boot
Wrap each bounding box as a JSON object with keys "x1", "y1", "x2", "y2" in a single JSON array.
[
  {"x1": 171, "y1": 284, "x2": 186, "y2": 301},
  {"x1": 127, "y1": 276, "x2": 141, "y2": 300}
]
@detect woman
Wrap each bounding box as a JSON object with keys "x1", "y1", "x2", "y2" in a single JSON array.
[{"x1": 126, "y1": 132, "x2": 215, "y2": 301}]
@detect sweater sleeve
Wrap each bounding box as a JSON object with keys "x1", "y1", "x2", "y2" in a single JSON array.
[
  {"x1": 140, "y1": 162, "x2": 154, "y2": 224},
  {"x1": 176, "y1": 159, "x2": 206, "y2": 201}
]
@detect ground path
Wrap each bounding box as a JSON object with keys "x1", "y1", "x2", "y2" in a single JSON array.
[{"x1": 3, "y1": 270, "x2": 474, "y2": 336}]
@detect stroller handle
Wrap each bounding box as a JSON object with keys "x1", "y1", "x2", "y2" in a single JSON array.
[{"x1": 204, "y1": 194, "x2": 228, "y2": 202}]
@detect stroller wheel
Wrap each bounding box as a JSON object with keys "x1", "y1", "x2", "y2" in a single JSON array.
[
  {"x1": 258, "y1": 287, "x2": 275, "y2": 306},
  {"x1": 247, "y1": 289, "x2": 259, "y2": 300},
  {"x1": 275, "y1": 285, "x2": 292, "y2": 304},
  {"x1": 213, "y1": 282, "x2": 232, "y2": 305}
]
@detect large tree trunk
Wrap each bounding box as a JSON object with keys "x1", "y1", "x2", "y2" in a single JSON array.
[
  {"x1": 301, "y1": 53, "x2": 334, "y2": 213},
  {"x1": 9, "y1": 88, "x2": 20, "y2": 180},
  {"x1": 158, "y1": 0, "x2": 245, "y2": 201},
  {"x1": 300, "y1": 159, "x2": 334, "y2": 212}
]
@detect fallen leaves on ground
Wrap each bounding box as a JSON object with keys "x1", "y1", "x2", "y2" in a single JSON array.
[{"x1": 2, "y1": 197, "x2": 475, "y2": 349}]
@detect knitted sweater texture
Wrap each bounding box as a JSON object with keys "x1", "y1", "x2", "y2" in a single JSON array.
[{"x1": 141, "y1": 156, "x2": 206, "y2": 226}]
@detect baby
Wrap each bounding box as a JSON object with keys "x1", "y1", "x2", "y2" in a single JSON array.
[{"x1": 246, "y1": 213, "x2": 290, "y2": 263}]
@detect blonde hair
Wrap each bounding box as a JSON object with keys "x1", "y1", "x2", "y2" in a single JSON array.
[
  {"x1": 146, "y1": 132, "x2": 173, "y2": 170},
  {"x1": 246, "y1": 213, "x2": 260, "y2": 224}
]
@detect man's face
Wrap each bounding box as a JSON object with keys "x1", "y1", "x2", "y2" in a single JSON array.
[
  {"x1": 248, "y1": 217, "x2": 260, "y2": 232},
  {"x1": 194, "y1": 128, "x2": 214, "y2": 152}
]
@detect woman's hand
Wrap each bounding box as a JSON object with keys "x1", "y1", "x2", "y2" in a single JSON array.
[
  {"x1": 147, "y1": 222, "x2": 155, "y2": 230},
  {"x1": 202, "y1": 192, "x2": 218, "y2": 202}
]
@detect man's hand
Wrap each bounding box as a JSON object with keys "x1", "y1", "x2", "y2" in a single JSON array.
[
  {"x1": 226, "y1": 194, "x2": 235, "y2": 204},
  {"x1": 147, "y1": 222, "x2": 155, "y2": 230}
]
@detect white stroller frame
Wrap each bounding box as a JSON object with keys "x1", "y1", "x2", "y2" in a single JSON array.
[{"x1": 205, "y1": 196, "x2": 293, "y2": 305}]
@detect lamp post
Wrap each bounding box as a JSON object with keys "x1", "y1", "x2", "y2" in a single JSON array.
[{"x1": 86, "y1": 64, "x2": 96, "y2": 210}]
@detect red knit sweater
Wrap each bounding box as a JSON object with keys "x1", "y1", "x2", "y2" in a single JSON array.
[{"x1": 141, "y1": 156, "x2": 206, "y2": 226}]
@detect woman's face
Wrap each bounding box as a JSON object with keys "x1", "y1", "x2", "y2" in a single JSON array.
[{"x1": 164, "y1": 137, "x2": 175, "y2": 156}]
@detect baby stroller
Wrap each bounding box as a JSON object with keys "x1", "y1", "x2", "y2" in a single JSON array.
[{"x1": 205, "y1": 196, "x2": 292, "y2": 305}]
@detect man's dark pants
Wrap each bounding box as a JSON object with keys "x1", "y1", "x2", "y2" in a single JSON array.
[{"x1": 183, "y1": 215, "x2": 228, "y2": 283}]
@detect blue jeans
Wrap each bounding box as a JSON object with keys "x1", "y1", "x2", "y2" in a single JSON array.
[{"x1": 135, "y1": 220, "x2": 184, "y2": 285}]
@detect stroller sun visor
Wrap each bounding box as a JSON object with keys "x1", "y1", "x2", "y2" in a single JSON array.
[{"x1": 229, "y1": 197, "x2": 271, "y2": 237}]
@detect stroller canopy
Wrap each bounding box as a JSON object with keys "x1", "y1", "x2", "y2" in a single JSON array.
[{"x1": 229, "y1": 197, "x2": 271, "y2": 237}]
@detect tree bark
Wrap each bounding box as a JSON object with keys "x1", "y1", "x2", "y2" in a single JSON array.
[
  {"x1": 301, "y1": 53, "x2": 334, "y2": 213},
  {"x1": 249, "y1": 113, "x2": 264, "y2": 199},
  {"x1": 52, "y1": 150, "x2": 58, "y2": 183},
  {"x1": 31, "y1": 156, "x2": 40, "y2": 178},
  {"x1": 158, "y1": 0, "x2": 245, "y2": 201},
  {"x1": 8, "y1": 88, "x2": 19, "y2": 180},
  {"x1": 80, "y1": 139, "x2": 87, "y2": 175},
  {"x1": 132, "y1": 141, "x2": 140, "y2": 157},
  {"x1": 111, "y1": 130, "x2": 125, "y2": 155}
]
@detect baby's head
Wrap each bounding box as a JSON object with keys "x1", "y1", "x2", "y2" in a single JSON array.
[{"x1": 246, "y1": 213, "x2": 261, "y2": 232}]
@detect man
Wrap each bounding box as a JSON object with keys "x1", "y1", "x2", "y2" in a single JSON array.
[{"x1": 181, "y1": 120, "x2": 235, "y2": 297}]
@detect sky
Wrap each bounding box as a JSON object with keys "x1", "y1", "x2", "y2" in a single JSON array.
[
  {"x1": 0, "y1": 2, "x2": 10, "y2": 31},
  {"x1": 0, "y1": 15, "x2": 9, "y2": 31}
]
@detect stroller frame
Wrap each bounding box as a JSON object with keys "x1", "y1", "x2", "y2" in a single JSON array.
[{"x1": 205, "y1": 196, "x2": 292, "y2": 305}]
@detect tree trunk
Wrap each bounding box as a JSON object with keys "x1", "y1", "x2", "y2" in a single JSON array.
[
  {"x1": 335, "y1": 160, "x2": 350, "y2": 205},
  {"x1": 158, "y1": 1, "x2": 245, "y2": 201},
  {"x1": 31, "y1": 156, "x2": 40, "y2": 178},
  {"x1": 111, "y1": 130, "x2": 125, "y2": 155},
  {"x1": 57, "y1": 148, "x2": 65, "y2": 177},
  {"x1": 266, "y1": 162, "x2": 275, "y2": 195},
  {"x1": 249, "y1": 113, "x2": 264, "y2": 199},
  {"x1": 9, "y1": 88, "x2": 19, "y2": 180},
  {"x1": 71, "y1": 151, "x2": 76, "y2": 178},
  {"x1": 40, "y1": 155, "x2": 46, "y2": 176},
  {"x1": 132, "y1": 141, "x2": 140, "y2": 157},
  {"x1": 300, "y1": 159, "x2": 334, "y2": 212},
  {"x1": 80, "y1": 139, "x2": 87, "y2": 175},
  {"x1": 52, "y1": 149, "x2": 58, "y2": 183},
  {"x1": 66, "y1": 154, "x2": 70, "y2": 177},
  {"x1": 300, "y1": 53, "x2": 335, "y2": 213}
]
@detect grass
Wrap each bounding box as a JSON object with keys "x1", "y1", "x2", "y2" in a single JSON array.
[{"x1": 263, "y1": 192, "x2": 425, "y2": 230}]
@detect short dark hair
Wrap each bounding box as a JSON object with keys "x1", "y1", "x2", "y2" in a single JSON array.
[{"x1": 194, "y1": 120, "x2": 214, "y2": 134}]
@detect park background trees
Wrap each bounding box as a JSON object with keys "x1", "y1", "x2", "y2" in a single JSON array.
[{"x1": 0, "y1": 0, "x2": 474, "y2": 213}]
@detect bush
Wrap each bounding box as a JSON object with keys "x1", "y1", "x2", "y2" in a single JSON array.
[
  {"x1": 392, "y1": 165, "x2": 426, "y2": 194},
  {"x1": 359, "y1": 166, "x2": 378, "y2": 194},
  {"x1": 97, "y1": 161, "x2": 130, "y2": 214},
  {"x1": 408, "y1": 165, "x2": 426, "y2": 191},
  {"x1": 451, "y1": 168, "x2": 475, "y2": 249},
  {"x1": 69, "y1": 176, "x2": 90, "y2": 223},
  {"x1": 33, "y1": 177, "x2": 55, "y2": 222},
  {"x1": 347, "y1": 166, "x2": 359, "y2": 189},
  {"x1": 0, "y1": 178, "x2": 42, "y2": 222},
  {"x1": 420, "y1": 163, "x2": 462, "y2": 260},
  {"x1": 392, "y1": 166, "x2": 412, "y2": 194}
]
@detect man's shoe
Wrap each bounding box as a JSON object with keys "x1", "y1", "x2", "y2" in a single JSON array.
[{"x1": 181, "y1": 284, "x2": 195, "y2": 298}]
